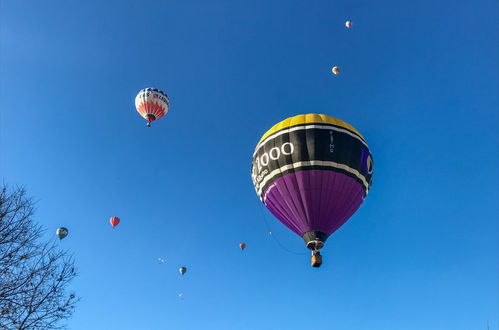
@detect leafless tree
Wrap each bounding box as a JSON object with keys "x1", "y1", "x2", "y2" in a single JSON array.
[{"x1": 0, "y1": 185, "x2": 78, "y2": 329}]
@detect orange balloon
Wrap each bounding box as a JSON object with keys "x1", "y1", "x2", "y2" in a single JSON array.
[{"x1": 239, "y1": 242, "x2": 247, "y2": 250}]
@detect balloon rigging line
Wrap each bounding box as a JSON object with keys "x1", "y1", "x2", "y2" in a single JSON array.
[{"x1": 258, "y1": 204, "x2": 308, "y2": 256}]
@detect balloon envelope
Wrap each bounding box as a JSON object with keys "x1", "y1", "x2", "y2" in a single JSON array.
[
  {"x1": 135, "y1": 87, "x2": 170, "y2": 125},
  {"x1": 110, "y1": 217, "x2": 120, "y2": 228},
  {"x1": 251, "y1": 114, "x2": 373, "y2": 247},
  {"x1": 56, "y1": 227, "x2": 68, "y2": 240},
  {"x1": 179, "y1": 267, "x2": 187, "y2": 275}
]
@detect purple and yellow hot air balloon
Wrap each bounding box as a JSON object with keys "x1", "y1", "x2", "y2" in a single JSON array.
[{"x1": 251, "y1": 114, "x2": 373, "y2": 267}]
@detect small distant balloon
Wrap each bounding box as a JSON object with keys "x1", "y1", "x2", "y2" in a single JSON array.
[
  {"x1": 269, "y1": 231, "x2": 272, "y2": 235},
  {"x1": 179, "y1": 267, "x2": 187, "y2": 276},
  {"x1": 110, "y1": 217, "x2": 120, "y2": 228},
  {"x1": 332, "y1": 66, "x2": 340, "y2": 75},
  {"x1": 239, "y1": 242, "x2": 246, "y2": 250},
  {"x1": 56, "y1": 227, "x2": 68, "y2": 240},
  {"x1": 345, "y1": 21, "x2": 352, "y2": 28},
  {"x1": 158, "y1": 258, "x2": 165, "y2": 263},
  {"x1": 135, "y1": 88, "x2": 170, "y2": 127},
  {"x1": 178, "y1": 292, "x2": 184, "y2": 297}
]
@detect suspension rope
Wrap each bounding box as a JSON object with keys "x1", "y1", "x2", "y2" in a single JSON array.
[{"x1": 257, "y1": 204, "x2": 309, "y2": 256}]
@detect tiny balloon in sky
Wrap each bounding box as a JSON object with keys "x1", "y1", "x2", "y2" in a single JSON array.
[
  {"x1": 110, "y1": 217, "x2": 120, "y2": 228},
  {"x1": 56, "y1": 227, "x2": 68, "y2": 240},
  {"x1": 135, "y1": 88, "x2": 170, "y2": 127},
  {"x1": 345, "y1": 20, "x2": 352, "y2": 28}
]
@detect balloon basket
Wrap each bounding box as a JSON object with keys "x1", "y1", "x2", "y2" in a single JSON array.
[{"x1": 311, "y1": 251, "x2": 322, "y2": 268}]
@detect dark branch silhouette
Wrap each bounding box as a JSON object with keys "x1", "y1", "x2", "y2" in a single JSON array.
[{"x1": 0, "y1": 185, "x2": 78, "y2": 329}]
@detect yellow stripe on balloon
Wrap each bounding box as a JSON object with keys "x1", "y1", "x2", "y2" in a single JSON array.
[{"x1": 257, "y1": 114, "x2": 364, "y2": 146}]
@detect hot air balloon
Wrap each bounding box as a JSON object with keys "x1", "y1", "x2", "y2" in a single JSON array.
[
  {"x1": 56, "y1": 227, "x2": 68, "y2": 240},
  {"x1": 345, "y1": 20, "x2": 352, "y2": 28},
  {"x1": 110, "y1": 217, "x2": 120, "y2": 228},
  {"x1": 332, "y1": 66, "x2": 340, "y2": 75},
  {"x1": 178, "y1": 292, "x2": 185, "y2": 297},
  {"x1": 251, "y1": 114, "x2": 374, "y2": 267},
  {"x1": 179, "y1": 267, "x2": 187, "y2": 275},
  {"x1": 135, "y1": 87, "x2": 170, "y2": 127},
  {"x1": 239, "y1": 242, "x2": 247, "y2": 250}
]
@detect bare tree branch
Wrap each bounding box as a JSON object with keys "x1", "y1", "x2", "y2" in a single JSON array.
[{"x1": 0, "y1": 185, "x2": 79, "y2": 330}]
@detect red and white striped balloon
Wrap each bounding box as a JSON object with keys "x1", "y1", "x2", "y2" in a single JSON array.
[
  {"x1": 135, "y1": 88, "x2": 170, "y2": 126},
  {"x1": 110, "y1": 217, "x2": 120, "y2": 228}
]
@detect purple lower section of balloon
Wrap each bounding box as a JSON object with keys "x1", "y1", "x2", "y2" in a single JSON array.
[{"x1": 263, "y1": 170, "x2": 366, "y2": 238}]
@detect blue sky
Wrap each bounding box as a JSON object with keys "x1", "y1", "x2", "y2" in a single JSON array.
[{"x1": 1, "y1": 0, "x2": 497, "y2": 329}]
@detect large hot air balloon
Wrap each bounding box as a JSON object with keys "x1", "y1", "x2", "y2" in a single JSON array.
[
  {"x1": 56, "y1": 227, "x2": 68, "y2": 240},
  {"x1": 251, "y1": 114, "x2": 373, "y2": 267},
  {"x1": 179, "y1": 267, "x2": 187, "y2": 276},
  {"x1": 110, "y1": 217, "x2": 120, "y2": 228},
  {"x1": 135, "y1": 88, "x2": 170, "y2": 127}
]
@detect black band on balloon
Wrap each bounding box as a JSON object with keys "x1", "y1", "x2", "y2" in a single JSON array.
[
  {"x1": 302, "y1": 231, "x2": 329, "y2": 245},
  {"x1": 251, "y1": 125, "x2": 373, "y2": 198}
]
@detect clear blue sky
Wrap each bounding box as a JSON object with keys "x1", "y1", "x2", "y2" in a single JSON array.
[{"x1": 1, "y1": 1, "x2": 497, "y2": 329}]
